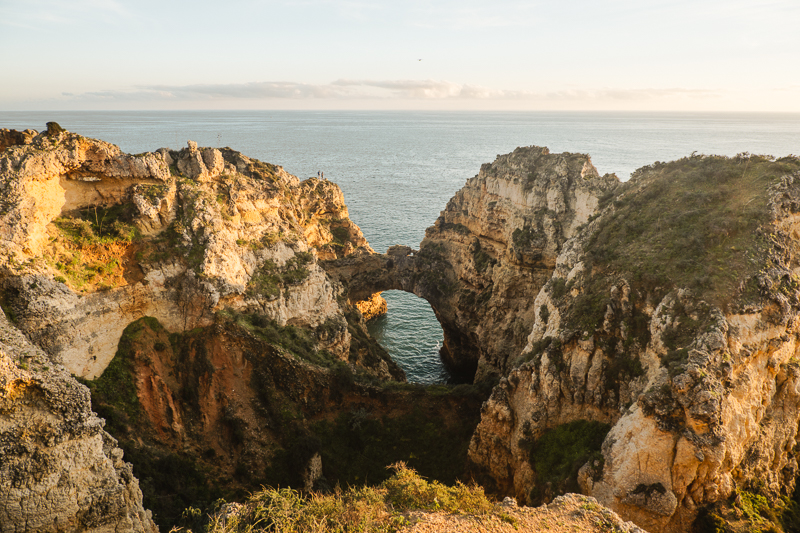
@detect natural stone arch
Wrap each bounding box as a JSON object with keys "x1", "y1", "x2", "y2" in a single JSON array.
[{"x1": 323, "y1": 245, "x2": 481, "y2": 381}]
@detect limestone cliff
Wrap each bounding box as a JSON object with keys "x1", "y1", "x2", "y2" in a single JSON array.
[
  {"x1": 0, "y1": 126, "x2": 399, "y2": 381},
  {"x1": 6, "y1": 123, "x2": 800, "y2": 533},
  {"x1": 324, "y1": 147, "x2": 617, "y2": 381},
  {"x1": 0, "y1": 310, "x2": 156, "y2": 532},
  {"x1": 229, "y1": 142, "x2": 800, "y2": 532},
  {"x1": 460, "y1": 153, "x2": 800, "y2": 532},
  {"x1": 0, "y1": 124, "x2": 410, "y2": 531},
  {"x1": 415, "y1": 147, "x2": 618, "y2": 380}
]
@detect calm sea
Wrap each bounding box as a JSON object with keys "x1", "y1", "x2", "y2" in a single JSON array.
[{"x1": 2, "y1": 110, "x2": 799, "y2": 383}]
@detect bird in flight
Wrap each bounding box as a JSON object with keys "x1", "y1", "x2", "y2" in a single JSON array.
[{"x1": 418, "y1": 59, "x2": 422, "y2": 61}]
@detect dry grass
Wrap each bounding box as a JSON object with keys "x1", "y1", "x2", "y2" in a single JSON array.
[{"x1": 177, "y1": 463, "x2": 493, "y2": 533}]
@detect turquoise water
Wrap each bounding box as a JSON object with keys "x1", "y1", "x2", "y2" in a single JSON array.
[{"x1": 2, "y1": 110, "x2": 799, "y2": 382}]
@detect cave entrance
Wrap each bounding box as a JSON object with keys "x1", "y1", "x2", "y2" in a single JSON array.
[{"x1": 366, "y1": 290, "x2": 454, "y2": 384}]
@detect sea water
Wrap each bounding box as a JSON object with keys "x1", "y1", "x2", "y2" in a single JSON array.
[{"x1": 2, "y1": 110, "x2": 799, "y2": 383}]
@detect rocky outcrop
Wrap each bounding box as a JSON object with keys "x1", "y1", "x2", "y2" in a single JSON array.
[
  {"x1": 464, "y1": 153, "x2": 800, "y2": 532},
  {"x1": 325, "y1": 148, "x2": 618, "y2": 380},
  {"x1": 7, "y1": 123, "x2": 800, "y2": 533},
  {"x1": 0, "y1": 311, "x2": 156, "y2": 533},
  {"x1": 0, "y1": 126, "x2": 398, "y2": 381},
  {"x1": 327, "y1": 146, "x2": 800, "y2": 531},
  {"x1": 355, "y1": 292, "x2": 388, "y2": 321},
  {"x1": 0, "y1": 125, "x2": 407, "y2": 532},
  {"x1": 414, "y1": 147, "x2": 618, "y2": 380}
]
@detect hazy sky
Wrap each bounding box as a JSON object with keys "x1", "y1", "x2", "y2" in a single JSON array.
[{"x1": 2, "y1": 0, "x2": 799, "y2": 111}]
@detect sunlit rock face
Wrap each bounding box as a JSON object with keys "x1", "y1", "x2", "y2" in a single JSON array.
[
  {"x1": 0, "y1": 125, "x2": 403, "y2": 531},
  {"x1": 465, "y1": 152, "x2": 800, "y2": 532},
  {"x1": 0, "y1": 126, "x2": 399, "y2": 381}
]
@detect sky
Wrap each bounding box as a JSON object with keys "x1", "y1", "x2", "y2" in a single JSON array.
[{"x1": 1, "y1": 0, "x2": 799, "y2": 111}]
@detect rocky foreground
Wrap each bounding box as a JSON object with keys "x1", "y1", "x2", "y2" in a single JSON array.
[{"x1": 2, "y1": 124, "x2": 800, "y2": 533}]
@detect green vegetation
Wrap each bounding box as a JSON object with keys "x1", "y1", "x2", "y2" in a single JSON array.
[
  {"x1": 185, "y1": 463, "x2": 492, "y2": 533},
  {"x1": 81, "y1": 317, "x2": 225, "y2": 527},
  {"x1": 521, "y1": 420, "x2": 611, "y2": 503},
  {"x1": 282, "y1": 251, "x2": 314, "y2": 284},
  {"x1": 587, "y1": 154, "x2": 800, "y2": 308},
  {"x1": 49, "y1": 203, "x2": 141, "y2": 290},
  {"x1": 693, "y1": 486, "x2": 800, "y2": 533},
  {"x1": 311, "y1": 403, "x2": 480, "y2": 488},
  {"x1": 126, "y1": 447, "x2": 221, "y2": 530},
  {"x1": 54, "y1": 203, "x2": 141, "y2": 245},
  {"x1": 83, "y1": 313, "x2": 487, "y2": 531},
  {"x1": 246, "y1": 252, "x2": 314, "y2": 298},
  {"x1": 219, "y1": 310, "x2": 340, "y2": 368},
  {"x1": 549, "y1": 277, "x2": 568, "y2": 299},
  {"x1": 329, "y1": 224, "x2": 352, "y2": 245},
  {"x1": 471, "y1": 238, "x2": 495, "y2": 273},
  {"x1": 246, "y1": 260, "x2": 281, "y2": 298},
  {"x1": 511, "y1": 336, "x2": 560, "y2": 368},
  {"x1": 79, "y1": 318, "x2": 154, "y2": 434},
  {"x1": 440, "y1": 222, "x2": 471, "y2": 235},
  {"x1": 511, "y1": 225, "x2": 537, "y2": 249}
]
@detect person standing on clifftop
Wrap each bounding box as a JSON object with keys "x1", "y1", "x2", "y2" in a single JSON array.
[{"x1": 317, "y1": 171, "x2": 321, "y2": 178}]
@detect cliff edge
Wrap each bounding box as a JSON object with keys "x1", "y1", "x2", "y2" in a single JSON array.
[
  {"x1": 450, "y1": 151, "x2": 800, "y2": 532},
  {"x1": 0, "y1": 124, "x2": 411, "y2": 530}
]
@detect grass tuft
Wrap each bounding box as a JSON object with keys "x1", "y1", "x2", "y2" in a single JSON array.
[{"x1": 180, "y1": 462, "x2": 492, "y2": 533}]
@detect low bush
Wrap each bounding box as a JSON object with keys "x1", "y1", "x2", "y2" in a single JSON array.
[{"x1": 190, "y1": 463, "x2": 492, "y2": 533}]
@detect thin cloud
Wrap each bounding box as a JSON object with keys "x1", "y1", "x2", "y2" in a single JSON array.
[
  {"x1": 145, "y1": 82, "x2": 356, "y2": 99},
  {"x1": 60, "y1": 80, "x2": 722, "y2": 102}
]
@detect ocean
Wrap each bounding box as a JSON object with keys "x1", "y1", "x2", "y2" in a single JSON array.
[{"x1": 2, "y1": 110, "x2": 799, "y2": 383}]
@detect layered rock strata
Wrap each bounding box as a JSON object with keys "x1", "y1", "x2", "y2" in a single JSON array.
[
  {"x1": 0, "y1": 125, "x2": 405, "y2": 531},
  {"x1": 325, "y1": 148, "x2": 618, "y2": 380}
]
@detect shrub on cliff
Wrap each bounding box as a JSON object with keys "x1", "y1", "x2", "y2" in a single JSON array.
[{"x1": 185, "y1": 463, "x2": 492, "y2": 533}]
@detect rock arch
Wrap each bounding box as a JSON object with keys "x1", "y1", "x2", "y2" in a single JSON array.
[{"x1": 323, "y1": 244, "x2": 482, "y2": 381}]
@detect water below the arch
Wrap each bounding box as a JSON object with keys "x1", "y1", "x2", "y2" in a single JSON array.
[
  {"x1": 366, "y1": 291, "x2": 450, "y2": 384},
  {"x1": 3, "y1": 110, "x2": 799, "y2": 383}
]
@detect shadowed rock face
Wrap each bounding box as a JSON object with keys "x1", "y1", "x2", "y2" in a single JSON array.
[{"x1": 0, "y1": 311, "x2": 157, "y2": 533}]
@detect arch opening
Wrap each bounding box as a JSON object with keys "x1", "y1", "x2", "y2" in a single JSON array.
[{"x1": 366, "y1": 290, "x2": 455, "y2": 385}]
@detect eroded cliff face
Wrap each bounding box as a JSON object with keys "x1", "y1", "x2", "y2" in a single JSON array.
[
  {"x1": 0, "y1": 125, "x2": 407, "y2": 531},
  {"x1": 0, "y1": 311, "x2": 156, "y2": 533},
  {"x1": 84, "y1": 313, "x2": 486, "y2": 527},
  {"x1": 415, "y1": 147, "x2": 619, "y2": 380},
  {"x1": 324, "y1": 147, "x2": 618, "y2": 381},
  {"x1": 0, "y1": 127, "x2": 398, "y2": 381},
  {"x1": 465, "y1": 153, "x2": 800, "y2": 532}
]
